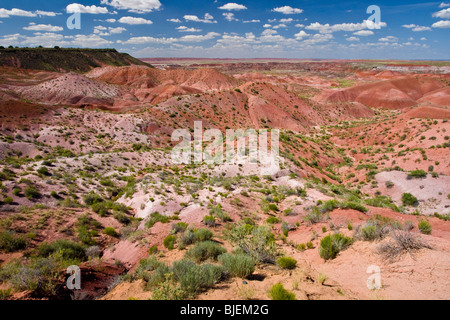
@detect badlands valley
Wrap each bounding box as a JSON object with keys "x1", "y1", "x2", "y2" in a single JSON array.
[{"x1": 0, "y1": 49, "x2": 449, "y2": 300}]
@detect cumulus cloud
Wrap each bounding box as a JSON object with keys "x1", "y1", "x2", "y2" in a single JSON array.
[
  {"x1": 294, "y1": 30, "x2": 310, "y2": 39},
  {"x1": 439, "y1": 2, "x2": 450, "y2": 8},
  {"x1": 177, "y1": 26, "x2": 202, "y2": 32},
  {"x1": 0, "y1": 8, "x2": 37, "y2": 18},
  {"x1": 346, "y1": 36, "x2": 360, "y2": 42},
  {"x1": 402, "y1": 24, "x2": 432, "y2": 31},
  {"x1": 243, "y1": 20, "x2": 260, "y2": 23},
  {"x1": 94, "y1": 25, "x2": 127, "y2": 35},
  {"x1": 66, "y1": 3, "x2": 109, "y2": 14},
  {"x1": 120, "y1": 32, "x2": 220, "y2": 44},
  {"x1": 100, "y1": 0, "x2": 161, "y2": 13},
  {"x1": 272, "y1": 6, "x2": 303, "y2": 14},
  {"x1": 353, "y1": 30, "x2": 374, "y2": 36},
  {"x1": 218, "y1": 3, "x2": 247, "y2": 11},
  {"x1": 432, "y1": 20, "x2": 450, "y2": 28},
  {"x1": 23, "y1": 23, "x2": 63, "y2": 32},
  {"x1": 118, "y1": 16, "x2": 153, "y2": 24},
  {"x1": 433, "y1": 8, "x2": 450, "y2": 19},
  {"x1": 184, "y1": 13, "x2": 216, "y2": 23},
  {"x1": 167, "y1": 18, "x2": 182, "y2": 23},
  {"x1": 223, "y1": 13, "x2": 238, "y2": 21},
  {"x1": 306, "y1": 20, "x2": 387, "y2": 33},
  {"x1": 379, "y1": 36, "x2": 398, "y2": 42}
]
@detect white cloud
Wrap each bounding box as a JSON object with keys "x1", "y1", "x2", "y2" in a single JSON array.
[
  {"x1": 35, "y1": 10, "x2": 61, "y2": 17},
  {"x1": 94, "y1": 25, "x2": 127, "y2": 35},
  {"x1": 120, "y1": 32, "x2": 220, "y2": 44},
  {"x1": 106, "y1": 18, "x2": 116, "y2": 23},
  {"x1": 167, "y1": 18, "x2": 182, "y2": 23},
  {"x1": 306, "y1": 20, "x2": 386, "y2": 33},
  {"x1": 353, "y1": 30, "x2": 374, "y2": 36},
  {"x1": 420, "y1": 37, "x2": 427, "y2": 40},
  {"x1": 433, "y1": 8, "x2": 450, "y2": 19},
  {"x1": 294, "y1": 30, "x2": 310, "y2": 39},
  {"x1": 184, "y1": 13, "x2": 216, "y2": 23},
  {"x1": 272, "y1": 6, "x2": 303, "y2": 14},
  {"x1": 66, "y1": 3, "x2": 109, "y2": 14},
  {"x1": 402, "y1": 24, "x2": 432, "y2": 31},
  {"x1": 177, "y1": 26, "x2": 202, "y2": 32},
  {"x1": 346, "y1": 36, "x2": 360, "y2": 42},
  {"x1": 23, "y1": 23, "x2": 63, "y2": 32},
  {"x1": 279, "y1": 18, "x2": 294, "y2": 23},
  {"x1": 379, "y1": 36, "x2": 398, "y2": 42},
  {"x1": 243, "y1": 20, "x2": 260, "y2": 23},
  {"x1": 218, "y1": 3, "x2": 247, "y2": 11},
  {"x1": 118, "y1": 16, "x2": 153, "y2": 24},
  {"x1": 432, "y1": 20, "x2": 450, "y2": 28},
  {"x1": 0, "y1": 8, "x2": 36, "y2": 18},
  {"x1": 223, "y1": 13, "x2": 238, "y2": 22},
  {"x1": 100, "y1": 0, "x2": 161, "y2": 13},
  {"x1": 439, "y1": 2, "x2": 450, "y2": 8}
]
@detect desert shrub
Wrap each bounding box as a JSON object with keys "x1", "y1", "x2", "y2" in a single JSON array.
[
  {"x1": 0, "y1": 231, "x2": 27, "y2": 253},
  {"x1": 3, "y1": 197, "x2": 13, "y2": 204},
  {"x1": 418, "y1": 220, "x2": 432, "y2": 235},
  {"x1": 185, "y1": 241, "x2": 226, "y2": 263},
  {"x1": 385, "y1": 181, "x2": 394, "y2": 189},
  {"x1": 103, "y1": 227, "x2": 119, "y2": 237},
  {"x1": 136, "y1": 256, "x2": 165, "y2": 274},
  {"x1": 37, "y1": 240, "x2": 86, "y2": 261},
  {"x1": 24, "y1": 186, "x2": 41, "y2": 200},
  {"x1": 434, "y1": 213, "x2": 450, "y2": 221},
  {"x1": 276, "y1": 257, "x2": 297, "y2": 270},
  {"x1": 225, "y1": 224, "x2": 277, "y2": 264},
  {"x1": 209, "y1": 205, "x2": 232, "y2": 222},
  {"x1": 407, "y1": 170, "x2": 427, "y2": 179},
  {"x1": 0, "y1": 257, "x2": 61, "y2": 294},
  {"x1": 36, "y1": 167, "x2": 50, "y2": 176},
  {"x1": 319, "y1": 233, "x2": 353, "y2": 260},
  {"x1": 0, "y1": 288, "x2": 12, "y2": 300},
  {"x1": 82, "y1": 192, "x2": 103, "y2": 206},
  {"x1": 303, "y1": 206, "x2": 324, "y2": 224},
  {"x1": 202, "y1": 215, "x2": 216, "y2": 227},
  {"x1": 85, "y1": 246, "x2": 102, "y2": 259},
  {"x1": 145, "y1": 212, "x2": 170, "y2": 228},
  {"x1": 365, "y1": 196, "x2": 400, "y2": 212},
  {"x1": 163, "y1": 235, "x2": 177, "y2": 250},
  {"x1": 152, "y1": 273, "x2": 185, "y2": 300},
  {"x1": 268, "y1": 283, "x2": 296, "y2": 300},
  {"x1": 218, "y1": 253, "x2": 255, "y2": 278},
  {"x1": 172, "y1": 260, "x2": 224, "y2": 297},
  {"x1": 266, "y1": 216, "x2": 280, "y2": 224},
  {"x1": 145, "y1": 263, "x2": 172, "y2": 289},
  {"x1": 268, "y1": 204, "x2": 278, "y2": 212},
  {"x1": 172, "y1": 222, "x2": 189, "y2": 234},
  {"x1": 193, "y1": 228, "x2": 213, "y2": 242},
  {"x1": 402, "y1": 193, "x2": 418, "y2": 206},
  {"x1": 377, "y1": 230, "x2": 431, "y2": 262},
  {"x1": 340, "y1": 201, "x2": 368, "y2": 213}
]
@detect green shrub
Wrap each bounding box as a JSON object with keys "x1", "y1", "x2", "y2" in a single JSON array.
[
  {"x1": 3, "y1": 197, "x2": 13, "y2": 204},
  {"x1": 193, "y1": 229, "x2": 213, "y2": 242},
  {"x1": 152, "y1": 273, "x2": 185, "y2": 300},
  {"x1": 268, "y1": 283, "x2": 296, "y2": 300},
  {"x1": 319, "y1": 233, "x2": 353, "y2": 260},
  {"x1": 83, "y1": 192, "x2": 103, "y2": 206},
  {"x1": 202, "y1": 215, "x2": 216, "y2": 227},
  {"x1": 37, "y1": 240, "x2": 86, "y2": 261},
  {"x1": 146, "y1": 212, "x2": 170, "y2": 228},
  {"x1": 163, "y1": 235, "x2": 177, "y2": 250},
  {"x1": 172, "y1": 222, "x2": 189, "y2": 234},
  {"x1": 185, "y1": 241, "x2": 226, "y2": 263},
  {"x1": 0, "y1": 231, "x2": 27, "y2": 253},
  {"x1": 218, "y1": 253, "x2": 255, "y2": 278},
  {"x1": 268, "y1": 204, "x2": 278, "y2": 212},
  {"x1": 172, "y1": 260, "x2": 224, "y2": 297},
  {"x1": 407, "y1": 170, "x2": 427, "y2": 179},
  {"x1": 418, "y1": 220, "x2": 432, "y2": 235},
  {"x1": 402, "y1": 193, "x2": 418, "y2": 206},
  {"x1": 103, "y1": 227, "x2": 119, "y2": 237},
  {"x1": 266, "y1": 216, "x2": 280, "y2": 224},
  {"x1": 226, "y1": 224, "x2": 277, "y2": 264},
  {"x1": 24, "y1": 186, "x2": 41, "y2": 200},
  {"x1": 276, "y1": 257, "x2": 297, "y2": 270}
]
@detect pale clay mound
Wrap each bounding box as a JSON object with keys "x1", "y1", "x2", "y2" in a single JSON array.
[{"x1": 17, "y1": 72, "x2": 118, "y2": 105}]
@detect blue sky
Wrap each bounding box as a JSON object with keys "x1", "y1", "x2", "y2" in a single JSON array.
[{"x1": 0, "y1": 1, "x2": 449, "y2": 59}]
